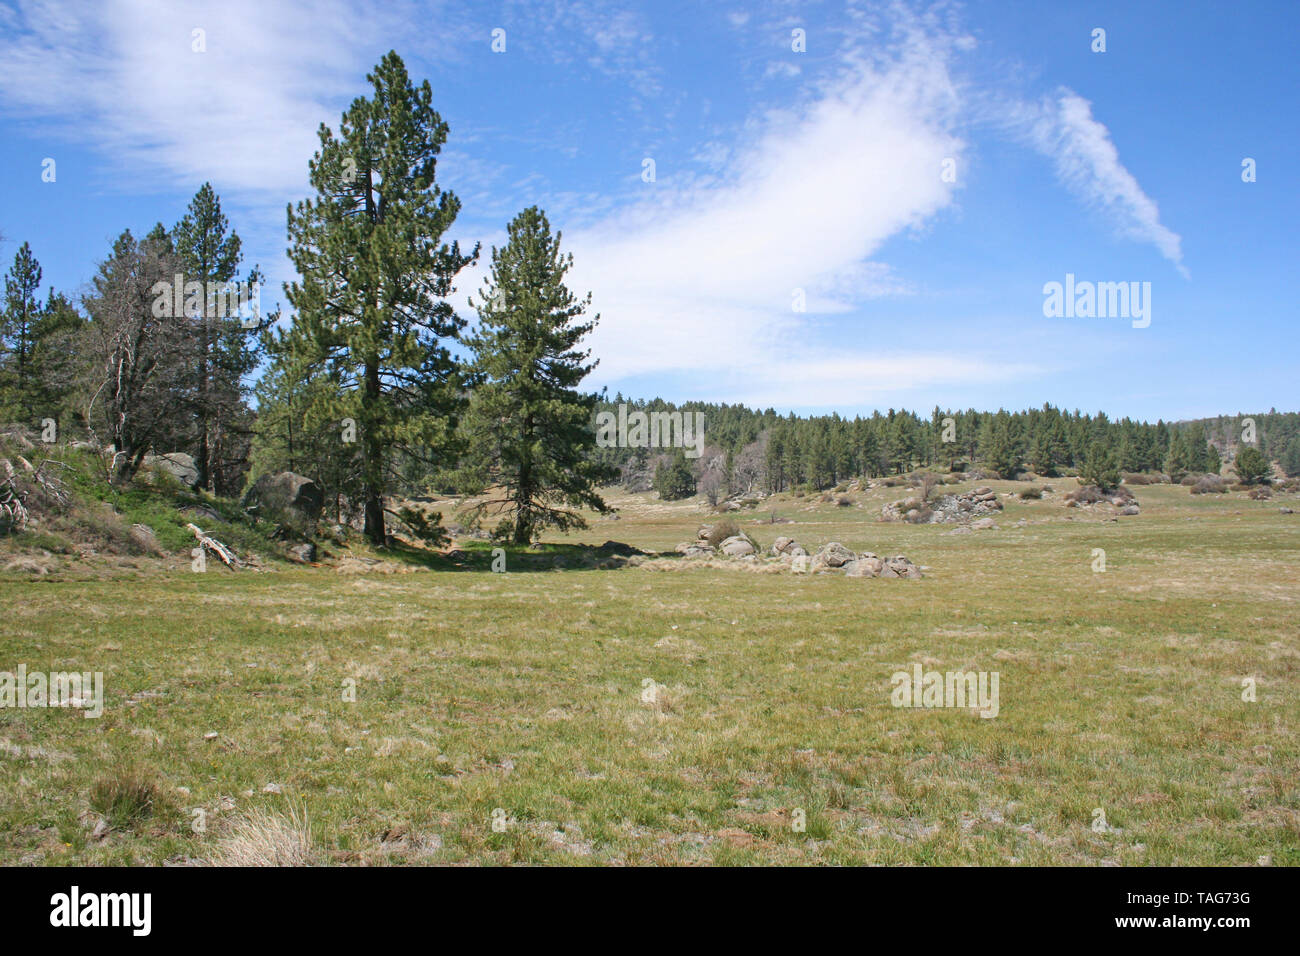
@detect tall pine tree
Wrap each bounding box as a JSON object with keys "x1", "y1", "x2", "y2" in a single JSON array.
[
  {"x1": 1, "y1": 243, "x2": 43, "y2": 421},
  {"x1": 283, "y1": 51, "x2": 476, "y2": 544},
  {"x1": 172, "y1": 183, "x2": 258, "y2": 494},
  {"x1": 462, "y1": 206, "x2": 614, "y2": 544}
]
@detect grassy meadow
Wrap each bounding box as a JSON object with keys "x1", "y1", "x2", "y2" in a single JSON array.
[{"x1": 1, "y1": 477, "x2": 1297, "y2": 865}]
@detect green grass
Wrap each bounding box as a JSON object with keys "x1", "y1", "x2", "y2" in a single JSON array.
[{"x1": 1, "y1": 478, "x2": 1297, "y2": 865}]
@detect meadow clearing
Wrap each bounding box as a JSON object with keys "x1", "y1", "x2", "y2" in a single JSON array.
[{"x1": 1, "y1": 478, "x2": 1297, "y2": 866}]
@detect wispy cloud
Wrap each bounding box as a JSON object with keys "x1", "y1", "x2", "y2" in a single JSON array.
[
  {"x1": 0, "y1": 0, "x2": 475, "y2": 196},
  {"x1": 1018, "y1": 89, "x2": 1188, "y2": 277},
  {"x1": 552, "y1": 5, "x2": 982, "y2": 405}
]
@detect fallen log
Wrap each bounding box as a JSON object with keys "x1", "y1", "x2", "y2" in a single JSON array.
[{"x1": 186, "y1": 522, "x2": 241, "y2": 568}]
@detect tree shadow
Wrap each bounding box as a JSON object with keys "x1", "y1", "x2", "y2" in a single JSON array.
[{"x1": 377, "y1": 538, "x2": 678, "y2": 573}]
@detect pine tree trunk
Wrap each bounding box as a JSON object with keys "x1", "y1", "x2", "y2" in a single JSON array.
[
  {"x1": 362, "y1": 358, "x2": 385, "y2": 545},
  {"x1": 197, "y1": 308, "x2": 211, "y2": 492}
]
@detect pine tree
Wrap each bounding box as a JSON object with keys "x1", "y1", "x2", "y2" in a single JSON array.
[
  {"x1": 27, "y1": 289, "x2": 85, "y2": 429},
  {"x1": 463, "y1": 206, "x2": 614, "y2": 544},
  {"x1": 1164, "y1": 430, "x2": 1191, "y2": 479},
  {"x1": 653, "y1": 449, "x2": 696, "y2": 501},
  {"x1": 1, "y1": 243, "x2": 43, "y2": 421},
  {"x1": 172, "y1": 183, "x2": 260, "y2": 494},
  {"x1": 1233, "y1": 446, "x2": 1270, "y2": 485},
  {"x1": 284, "y1": 51, "x2": 477, "y2": 545},
  {"x1": 1079, "y1": 441, "x2": 1120, "y2": 490}
]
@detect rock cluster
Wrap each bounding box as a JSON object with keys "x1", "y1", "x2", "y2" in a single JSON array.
[
  {"x1": 881, "y1": 486, "x2": 1003, "y2": 524},
  {"x1": 1065, "y1": 485, "x2": 1139, "y2": 516},
  {"x1": 676, "y1": 528, "x2": 922, "y2": 578}
]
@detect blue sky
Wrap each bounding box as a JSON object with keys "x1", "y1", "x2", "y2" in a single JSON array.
[{"x1": 1, "y1": 0, "x2": 1295, "y2": 421}]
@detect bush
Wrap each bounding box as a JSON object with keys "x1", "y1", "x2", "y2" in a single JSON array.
[
  {"x1": 1249, "y1": 485, "x2": 1272, "y2": 500},
  {"x1": 1122, "y1": 472, "x2": 1154, "y2": 485},
  {"x1": 1190, "y1": 475, "x2": 1227, "y2": 495},
  {"x1": 1067, "y1": 485, "x2": 1105, "y2": 505},
  {"x1": 1234, "y1": 446, "x2": 1271, "y2": 485},
  {"x1": 836, "y1": 495, "x2": 853, "y2": 507},
  {"x1": 1019, "y1": 486, "x2": 1043, "y2": 500},
  {"x1": 704, "y1": 519, "x2": 740, "y2": 549}
]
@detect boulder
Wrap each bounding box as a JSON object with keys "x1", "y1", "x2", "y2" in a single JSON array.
[
  {"x1": 844, "y1": 555, "x2": 884, "y2": 578},
  {"x1": 144, "y1": 452, "x2": 200, "y2": 488},
  {"x1": 771, "y1": 536, "x2": 797, "y2": 555},
  {"x1": 719, "y1": 535, "x2": 756, "y2": 557},
  {"x1": 286, "y1": 542, "x2": 317, "y2": 564},
  {"x1": 811, "y1": 541, "x2": 855, "y2": 570},
  {"x1": 886, "y1": 556, "x2": 923, "y2": 579},
  {"x1": 1119, "y1": 505, "x2": 1140, "y2": 516},
  {"x1": 971, "y1": 517, "x2": 997, "y2": 530},
  {"x1": 242, "y1": 471, "x2": 323, "y2": 535}
]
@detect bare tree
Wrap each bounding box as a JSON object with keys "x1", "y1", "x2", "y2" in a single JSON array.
[{"x1": 81, "y1": 230, "x2": 195, "y2": 483}]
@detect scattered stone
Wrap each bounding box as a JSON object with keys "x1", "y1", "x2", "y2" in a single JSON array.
[{"x1": 971, "y1": 517, "x2": 997, "y2": 530}]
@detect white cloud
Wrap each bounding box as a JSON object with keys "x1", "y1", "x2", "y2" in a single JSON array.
[
  {"x1": 1020, "y1": 89, "x2": 1188, "y2": 277},
  {"x1": 0, "y1": 0, "x2": 474, "y2": 197},
  {"x1": 557, "y1": 9, "x2": 979, "y2": 405}
]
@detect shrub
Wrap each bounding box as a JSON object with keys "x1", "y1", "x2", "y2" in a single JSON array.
[
  {"x1": 1067, "y1": 485, "x2": 1105, "y2": 505},
  {"x1": 1019, "y1": 486, "x2": 1043, "y2": 500},
  {"x1": 704, "y1": 519, "x2": 739, "y2": 549},
  {"x1": 1249, "y1": 485, "x2": 1272, "y2": 500},
  {"x1": 1191, "y1": 475, "x2": 1227, "y2": 495},
  {"x1": 836, "y1": 495, "x2": 853, "y2": 507},
  {"x1": 1234, "y1": 446, "x2": 1271, "y2": 485},
  {"x1": 1122, "y1": 472, "x2": 1154, "y2": 485}
]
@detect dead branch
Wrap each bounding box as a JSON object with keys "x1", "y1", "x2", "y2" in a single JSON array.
[{"x1": 186, "y1": 522, "x2": 242, "y2": 568}]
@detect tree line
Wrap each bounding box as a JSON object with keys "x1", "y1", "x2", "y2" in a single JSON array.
[{"x1": 590, "y1": 400, "x2": 1297, "y2": 501}]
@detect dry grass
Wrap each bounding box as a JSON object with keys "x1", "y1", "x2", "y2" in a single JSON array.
[{"x1": 215, "y1": 803, "x2": 315, "y2": 867}]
